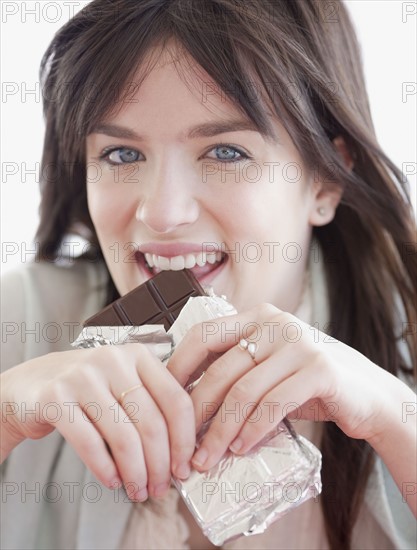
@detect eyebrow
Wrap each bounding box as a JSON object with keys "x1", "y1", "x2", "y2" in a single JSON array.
[{"x1": 89, "y1": 119, "x2": 275, "y2": 142}]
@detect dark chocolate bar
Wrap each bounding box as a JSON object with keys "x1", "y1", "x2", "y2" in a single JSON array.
[{"x1": 84, "y1": 269, "x2": 206, "y2": 331}]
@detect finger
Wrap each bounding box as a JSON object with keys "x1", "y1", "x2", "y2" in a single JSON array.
[
  {"x1": 134, "y1": 347, "x2": 196, "y2": 481},
  {"x1": 78, "y1": 388, "x2": 149, "y2": 502},
  {"x1": 119, "y1": 383, "x2": 172, "y2": 499},
  {"x1": 190, "y1": 325, "x2": 298, "y2": 432},
  {"x1": 190, "y1": 341, "x2": 263, "y2": 432},
  {"x1": 286, "y1": 398, "x2": 340, "y2": 423},
  {"x1": 167, "y1": 305, "x2": 285, "y2": 385},
  {"x1": 191, "y1": 347, "x2": 300, "y2": 471},
  {"x1": 229, "y1": 371, "x2": 322, "y2": 456},
  {"x1": 54, "y1": 403, "x2": 122, "y2": 490}
]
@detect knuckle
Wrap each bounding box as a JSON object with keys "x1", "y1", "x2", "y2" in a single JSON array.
[
  {"x1": 170, "y1": 441, "x2": 195, "y2": 457},
  {"x1": 312, "y1": 351, "x2": 332, "y2": 376},
  {"x1": 93, "y1": 346, "x2": 132, "y2": 374},
  {"x1": 78, "y1": 434, "x2": 102, "y2": 457},
  {"x1": 78, "y1": 362, "x2": 101, "y2": 385},
  {"x1": 43, "y1": 377, "x2": 68, "y2": 403},
  {"x1": 170, "y1": 390, "x2": 193, "y2": 415},
  {"x1": 140, "y1": 418, "x2": 167, "y2": 441},
  {"x1": 107, "y1": 348, "x2": 135, "y2": 375},
  {"x1": 227, "y1": 379, "x2": 252, "y2": 404},
  {"x1": 111, "y1": 432, "x2": 138, "y2": 456},
  {"x1": 92, "y1": 344, "x2": 119, "y2": 362},
  {"x1": 132, "y1": 342, "x2": 152, "y2": 358},
  {"x1": 204, "y1": 359, "x2": 226, "y2": 382}
]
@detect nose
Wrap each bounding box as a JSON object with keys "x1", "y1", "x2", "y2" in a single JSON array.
[{"x1": 135, "y1": 165, "x2": 200, "y2": 234}]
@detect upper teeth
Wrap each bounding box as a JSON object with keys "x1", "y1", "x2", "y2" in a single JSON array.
[{"x1": 144, "y1": 252, "x2": 223, "y2": 270}]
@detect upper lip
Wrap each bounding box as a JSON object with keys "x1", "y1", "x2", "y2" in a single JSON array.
[{"x1": 138, "y1": 242, "x2": 224, "y2": 258}]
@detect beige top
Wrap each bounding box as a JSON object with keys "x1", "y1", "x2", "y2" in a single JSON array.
[{"x1": 1, "y1": 254, "x2": 416, "y2": 550}]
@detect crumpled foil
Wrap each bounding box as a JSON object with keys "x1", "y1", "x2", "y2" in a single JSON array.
[
  {"x1": 173, "y1": 418, "x2": 321, "y2": 545},
  {"x1": 72, "y1": 324, "x2": 174, "y2": 361},
  {"x1": 72, "y1": 292, "x2": 322, "y2": 547}
]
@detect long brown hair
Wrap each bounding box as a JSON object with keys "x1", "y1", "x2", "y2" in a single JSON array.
[{"x1": 35, "y1": 1, "x2": 416, "y2": 547}]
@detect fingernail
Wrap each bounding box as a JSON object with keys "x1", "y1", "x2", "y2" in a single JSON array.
[
  {"x1": 229, "y1": 437, "x2": 243, "y2": 453},
  {"x1": 109, "y1": 477, "x2": 123, "y2": 490},
  {"x1": 174, "y1": 462, "x2": 191, "y2": 479},
  {"x1": 192, "y1": 447, "x2": 208, "y2": 468},
  {"x1": 152, "y1": 482, "x2": 170, "y2": 498},
  {"x1": 135, "y1": 487, "x2": 148, "y2": 502}
]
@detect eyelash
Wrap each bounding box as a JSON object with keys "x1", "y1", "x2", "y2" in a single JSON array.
[{"x1": 97, "y1": 143, "x2": 251, "y2": 166}]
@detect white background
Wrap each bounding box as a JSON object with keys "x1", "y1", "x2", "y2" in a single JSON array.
[{"x1": 1, "y1": 0, "x2": 416, "y2": 275}]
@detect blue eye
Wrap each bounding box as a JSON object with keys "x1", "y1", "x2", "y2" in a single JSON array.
[
  {"x1": 100, "y1": 147, "x2": 140, "y2": 165},
  {"x1": 98, "y1": 143, "x2": 250, "y2": 165},
  {"x1": 210, "y1": 144, "x2": 249, "y2": 162}
]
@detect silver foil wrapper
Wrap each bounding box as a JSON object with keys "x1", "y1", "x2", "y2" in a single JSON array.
[
  {"x1": 72, "y1": 294, "x2": 322, "y2": 547},
  {"x1": 72, "y1": 325, "x2": 174, "y2": 361},
  {"x1": 173, "y1": 418, "x2": 321, "y2": 545}
]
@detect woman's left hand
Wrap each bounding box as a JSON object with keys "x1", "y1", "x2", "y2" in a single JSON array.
[{"x1": 167, "y1": 303, "x2": 409, "y2": 471}]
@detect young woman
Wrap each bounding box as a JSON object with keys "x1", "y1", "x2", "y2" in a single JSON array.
[{"x1": 1, "y1": 1, "x2": 416, "y2": 549}]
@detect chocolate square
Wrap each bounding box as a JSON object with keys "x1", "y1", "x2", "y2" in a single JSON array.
[{"x1": 83, "y1": 269, "x2": 206, "y2": 328}]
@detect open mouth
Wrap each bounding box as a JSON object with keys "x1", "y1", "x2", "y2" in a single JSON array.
[{"x1": 135, "y1": 250, "x2": 228, "y2": 284}]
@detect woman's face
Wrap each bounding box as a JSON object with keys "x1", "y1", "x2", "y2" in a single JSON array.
[{"x1": 86, "y1": 47, "x2": 327, "y2": 313}]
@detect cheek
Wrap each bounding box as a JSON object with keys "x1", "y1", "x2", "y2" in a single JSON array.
[
  {"x1": 226, "y1": 184, "x2": 312, "y2": 254},
  {"x1": 86, "y1": 178, "x2": 137, "y2": 238},
  {"x1": 225, "y1": 182, "x2": 302, "y2": 230}
]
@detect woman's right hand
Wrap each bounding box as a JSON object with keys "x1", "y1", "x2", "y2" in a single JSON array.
[{"x1": 0, "y1": 344, "x2": 195, "y2": 501}]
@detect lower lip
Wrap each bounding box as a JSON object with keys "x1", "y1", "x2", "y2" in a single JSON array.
[{"x1": 135, "y1": 252, "x2": 228, "y2": 286}]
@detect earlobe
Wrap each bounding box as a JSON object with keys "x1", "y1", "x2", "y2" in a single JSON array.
[{"x1": 309, "y1": 186, "x2": 344, "y2": 226}]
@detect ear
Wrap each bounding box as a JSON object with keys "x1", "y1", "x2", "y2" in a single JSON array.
[{"x1": 309, "y1": 136, "x2": 353, "y2": 226}]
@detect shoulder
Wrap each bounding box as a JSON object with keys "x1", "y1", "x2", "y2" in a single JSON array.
[
  {"x1": 1, "y1": 259, "x2": 108, "y2": 316},
  {"x1": 1, "y1": 260, "x2": 109, "y2": 370},
  {"x1": 2, "y1": 257, "x2": 107, "y2": 291}
]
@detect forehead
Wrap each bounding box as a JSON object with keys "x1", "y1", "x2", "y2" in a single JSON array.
[{"x1": 105, "y1": 44, "x2": 243, "y2": 125}]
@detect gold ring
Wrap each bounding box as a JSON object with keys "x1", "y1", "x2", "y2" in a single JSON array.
[
  {"x1": 118, "y1": 383, "x2": 144, "y2": 403},
  {"x1": 238, "y1": 338, "x2": 258, "y2": 365}
]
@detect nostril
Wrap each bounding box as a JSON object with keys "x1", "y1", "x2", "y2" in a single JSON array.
[{"x1": 135, "y1": 193, "x2": 199, "y2": 234}]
